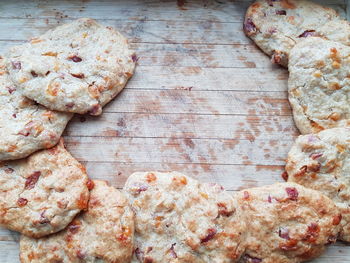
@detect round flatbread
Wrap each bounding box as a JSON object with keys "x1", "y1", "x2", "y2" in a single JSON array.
[
  {"x1": 243, "y1": 0, "x2": 340, "y2": 67},
  {"x1": 20, "y1": 180, "x2": 134, "y2": 263},
  {"x1": 6, "y1": 18, "x2": 136, "y2": 115},
  {"x1": 0, "y1": 57, "x2": 72, "y2": 161},
  {"x1": 286, "y1": 128, "x2": 350, "y2": 242},
  {"x1": 124, "y1": 171, "x2": 247, "y2": 263},
  {"x1": 0, "y1": 140, "x2": 90, "y2": 238},
  {"x1": 237, "y1": 183, "x2": 341, "y2": 263},
  {"x1": 288, "y1": 38, "x2": 350, "y2": 134}
]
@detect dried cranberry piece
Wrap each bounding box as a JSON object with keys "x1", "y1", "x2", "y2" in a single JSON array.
[
  {"x1": 286, "y1": 187, "x2": 298, "y2": 201},
  {"x1": 276, "y1": 10, "x2": 286, "y2": 15},
  {"x1": 86, "y1": 179, "x2": 95, "y2": 190},
  {"x1": 243, "y1": 18, "x2": 257, "y2": 34},
  {"x1": 217, "y1": 202, "x2": 233, "y2": 217},
  {"x1": 25, "y1": 171, "x2": 41, "y2": 190},
  {"x1": 298, "y1": 30, "x2": 316, "y2": 38},
  {"x1": 267, "y1": 195, "x2": 272, "y2": 203},
  {"x1": 87, "y1": 104, "x2": 101, "y2": 115},
  {"x1": 7, "y1": 87, "x2": 16, "y2": 94},
  {"x1": 304, "y1": 223, "x2": 320, "y2": 243},
  {"x1": 68, "y1": 222, "x2": 81, "y2": 234},
  {"x1": 12, "y1": 113, "x2": 17, "y2": 118},
  {"x1": 267, "y1": 0, "x2": 281, "y2": 6},
  {"x1": 12, "y1": 61, "x2": 21, "y2": 69},
  {"x1": 31, "y1": 71, "x2": 38, "y2": 77},
  {"x1": 279, "y1": 227, "x2": 290, "y2": 240},
  {"x1": 69, "y1": 55, "x2": 82, "y2": 62},
  {"x1": 201, "y1": 228, "x2": 217, "y2": 243},
  {"x1": 4, "y1": 167, "x2": 14, "y2": 174},
  {"x1": 131, "y1": 54, "x2": 139, "y2": 62},
  {"x1": 332, "y1": 214, "x2": 342, "y2": 225},
  {"x1": 39, "y1": 211, "x2": 50, "y2": 224},
  {"x1": 18, "y1": 130, "x2": 30, "y2": 136},
  {"x1": 134, "y1": 184, "x2": 148, "y2": 194},
  {"x1": 135, "y1": 248, "x2": 144, "y2": 261},
  {"x1": 169, "y1": 243, "x2": 177, "y2": 258},
  {"x1": 280, "y1": 238, "x2": 298, "y2": 251},
  {"x1": 76, "y1": 250, "x2": 85, "y2": 259},
  {"x1": 281, "y1": 171, "x2": 288, "y2": 181},
  {"x1": 71, "y1": 73, "x2": 85, "y2": 79},
  {"x1": 310, "y1": 153, "x2": 323, "y2": 160},
  {"x1": 243, "y1": 254, "x2": 262, "y2": 263},
  {"x1": 65, "y1": 102, "x2": 75, "y2": 109},
  {"x1": 17, "y1": 198, "x2": 28, "y2": 207}
]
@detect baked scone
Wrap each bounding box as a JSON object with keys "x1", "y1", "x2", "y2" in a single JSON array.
[
  {"x1": 20, "y1": 180, "x2": 134, "y2": 263},
  {"x1": 288, "y1": 38, "x2": 350, "y2": 134},
  {"x1": 6, "y1": 18, "x2": 136, "y2": 115},
  {"x1": 237, "y1": 183, "x2": 341, "y2": 263},
  {"x1": 286, "y1": 128, "x2": 350, "y2": 242},
  {"x1": 124, "y1": 171, "x2": 247, "y2": 263},
  {"x1": 0, "y1": 56, "x2": 72, "y2": 161},
  {"x1": 243, "y1": 0, "x2": 340, "y2": 67},
  {"x1": 0, "y1": 140, "x2": 90, "y2": 238}
]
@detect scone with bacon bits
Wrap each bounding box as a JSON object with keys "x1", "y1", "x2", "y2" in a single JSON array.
[
  {"x1": 288, "y1": 38, "x2": 350, "y2": 134},
  {"x1": 0, "y1": 140, "x2": 90, "y2": 238},
  {"x1": 20, "y1": 180, "x2": 134, "y2": 263},
  {"x1": 244, "y1": 0, "x2": 341, "y2": 67},
  {"x1": 237, "y1": 183, "x2": 341, "y2": 263},
  {"x1": 0, "y1": 56, "x2": 72, "y2": 161},
  {"x1": 286, "y1": 128, "x2": 350, "y2": 242},
  {"x1": 6, "y1": 18, "x2": 136, "y2": 115},
  {"x1": 124, "y1": 171, "x2": 247, "y2": 263}
]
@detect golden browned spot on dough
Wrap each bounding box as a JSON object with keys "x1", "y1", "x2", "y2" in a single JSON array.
[
  {"x1": 328, "y1": 112, "x2": 341, "y2": 121},
  {"x1": 310, "y1": 121, "x2": 324, "y2": 132},
  {"x1": 329, "y1": 82, "x2": 341, "y2": 90},
  {"x1": 336, "y1": 144, "x2": 346, "y2": 153},
  {"x1": 146, "y1": 172, "x2": 157, "y2": 183},
  {"x1": 281, "y1": 0, "x2": 296, "y2": 9},
  {"x1": 42, "y1": 51, "x2": 58, "y2": 57}
]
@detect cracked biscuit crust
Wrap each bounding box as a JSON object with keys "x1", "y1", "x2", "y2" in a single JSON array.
[
  {"x1": 124, "y1": 171, "x2": 247, "y2": 263},
  {"x1": 0, "y1": 57, "x2": 72, "y2": 161},
  {"x1": 286, "y1": 128, "x2": 350, "y2": 242},
  {"x1": 0, "y1": 140, "x2": 90, "y2": 238},
  {"x1": 288, "y1": 38, "x2": 350, "y2": 134},
  {"x1": 244, "y1": 0, "x2": 340, "y2": 67},
  {"x1": 6, "y1": 18, "x2": 136, "y2": 115},
  {"x1": 20, "y1": 180, "x2": 134, "y2": 263},
  {"x1": 237, "y1": 183, "x2": 341, "y2": 263}
]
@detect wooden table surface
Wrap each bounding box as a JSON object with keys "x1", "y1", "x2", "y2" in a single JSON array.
[{"x1": 1, "y1": 0, "x2": 349, "y2": 262}]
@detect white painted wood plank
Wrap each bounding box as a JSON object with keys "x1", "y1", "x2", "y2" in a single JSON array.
[
  {"x1": 65, "y1": 113, "x2": 298, "y2": 140},
  {"x1": 101, "y1": 89, "x2": 291, "y2": 116},
  {"x1": 0, "y1": 18, "x2": 249, "y2": 45},
  {"x1": 126, "y1": 66, "x2": 288, "y2": 92},
  {"x1": 63, "y1": 136, "x2": 294, "y2": 166},
  {"x1": 0, "y1": 0, "x2": 345, "y2": 22}
]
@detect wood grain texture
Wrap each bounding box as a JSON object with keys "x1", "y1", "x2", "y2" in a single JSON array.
[{"x1": 0, "y1": 0, "x2": 349, "y2": 262}]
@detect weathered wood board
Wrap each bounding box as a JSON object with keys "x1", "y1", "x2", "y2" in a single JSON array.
[{"x1": 0, "y1": 0, "x2": 349, "y2": 262}]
